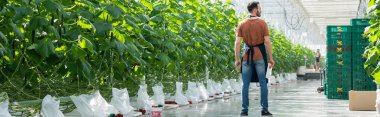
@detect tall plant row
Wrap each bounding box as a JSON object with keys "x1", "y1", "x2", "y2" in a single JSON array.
[
  {"x1": 0, "y1": 0, "x2": 315, "y2": 102},
  {"x1": 268, "y1": 27, "x2": 315, "y2": 75},
  {"x1": 0, "y1": 0, "x2": 238, "y2": 101}
]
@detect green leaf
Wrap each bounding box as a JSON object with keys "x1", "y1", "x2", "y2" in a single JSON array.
[
  {"x1": 78, "y1": 18, "x2": 95, "y2": 31},
  {"x1": 126, "y1": 15, "x2": 141, "y2": 23},
  {"x1": 42, "y1": 0, "x2": 63, "y2": 13},
  {"x1": 71, "y1": 45, "x2": 87, "y2": 59},
  {"x1": 79, "y1": 36, "x2": 95, "y2": 53},
  {"x1": 367, "y1": 48, "x2": 380, "y2": 69},
  {"x1": 140, "y1": 0, "x2": 153, "y2": 11},
  {"x1": 93, "y1": 21, "x2": 113, "y2": 35},
  {"x1": 98, "y1": 10, "x2": 113, "y2": 21},
  {"x1": 55, "y1": 45, "x2": 67, "y2": 52},
  {"x1": 154, "y1": 4, "x2": 167, "y2": 11},
  {"x1": 47, "y1": 26, "x2": 60, "y2": 39},
  {"x1": 150, "y1": 15, "x2": 164, "y2": 23},
  {"x1": 29, "y1": 16, "x2": 48, "y2": 30},
  {"x1": 225, "y1": 0, "x2": 232, "y2": 5},
  {"x1": 36, "y1": 38, "x2": 55, "y2": 58},
  {"x1": 138, "y1": 33, "x2": 154, "y2": 50},
  {"x1": 115, "y1": 40, "x2": 127, "y2": 55},
  {"x1": 158, "y1": 54, "x2": 171, "y2": 64},
  {"x1": 27, "y1": 44, "x2": 38, "y2": 50},
  {"x1": 113, "y1": 29, "x2": 125, "y2": 43},
  {"x1": 9, "y1": 21, "x2": 24, "y2": 39},
  {"x1": 164, "y1": 41, "x2": 176, "y2": 52},
  {"x1": 13, "y1": 6, "x2": 33, "y2": 19},
  {"x1": 78, "y1": 10, "x2": 95, "y2": 19},
  {"x1": 126, "y1": 18, "x2": 139, "y2": 29},
  {"x1": 106, "y1": 5, "x2": 124, "y2": 19},
  {"x1": 125, "y1": 41, "x2": 140, "y2": 55},
  {"x1": 0, "y1": 31, "x2": 7, "y2": 45},
  {"x1": 372, "y1": 71, "x2": 380, "y2": 84},
  {"x1": 80, "y1": 60, "x2": 93, "y2": 79},
  {"x1": 0, "y1": 44, "x2": 9, "y2": 56},
  {"x1": 137, "y1": 14, "x2": 150, "y2": 23},
  {"x1": 368, "y1": 0, "x2": 375, "y2": 7}
]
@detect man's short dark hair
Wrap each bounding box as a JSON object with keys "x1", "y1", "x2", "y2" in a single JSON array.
[{"x1": 247, "y1": 1, "x2": 260, "y2": 13}]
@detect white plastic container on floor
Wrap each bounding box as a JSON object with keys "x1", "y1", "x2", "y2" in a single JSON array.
[
  {"x1": 41, "y1": 95, "x2": 65, "y2": 117},
  {"x1": 175, "y1": 82, "x2": 189, "y2": 105},
  {"x1": 70, "y1": 90, "x2": 118, "y2": 117},
  {"x1": 0, "y1": 92, "x2": 11, "y2": 117},
  {"x1": 110, "y1": 88, "x2": 135, "y2": 114}
]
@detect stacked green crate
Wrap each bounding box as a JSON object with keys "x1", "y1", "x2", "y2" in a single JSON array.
[
  {"x1": 351, "y1": 19, "x2": 376, "y2": 91},
  {"x1": 326, "y1": 25, "x2": 352, "y2": 99}
]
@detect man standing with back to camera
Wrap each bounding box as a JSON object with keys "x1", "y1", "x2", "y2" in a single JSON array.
[{"x1": 234, "y1": 1, "x2": 274, "y2": 116}]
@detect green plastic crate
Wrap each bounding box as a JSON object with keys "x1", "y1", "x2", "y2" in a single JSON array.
[
  {"x1": 351, "y1": 26, "x2": 367, "y2": 32},
  {"x1": 352, "y1": 57, "x2": 366, "y2": 65},
  {"x1": 326, "y1": 86, "x2": 351, "y2": 93},
  {"x1": 326, "y1": 91, "x2": 348, "y2": 100},
  {"x1": 327, "y1": 61, "x2": 352, "y2": 67},
  {"x1": 352, "y1": 53, "x2": 365, "y2": 57},
  {"x1": 352, "y1": 64, "x2": 367, "y2": 72},
  {"x1": 326, "y1": 26, "x2": 352, "y2": 33},
  {"x1": 326, "y1": 79, "x2": 352, "y2": 89},
  {"x1": 324, "y1": 83, "x2": 327, "y2": 95},
  {"x1": 352, "y1": 54, "x2": 367, "y2": 63},
  {"x1": 352, "y1": 68, "x2": 367, "y2": 74},
  {"x1": 326, "y1": 65, "x2": 352, "y2": 71},
  {"x1": 327, "y1": 60, "x2": 352, "y2": 66},
  {"x1": 352, "y1": 62, "x2": 365, "y2": 67},
  {"x1": 326, "y1": 77, "x2": 352, "y2": 81},
  {"x1": 326, "y1": 70, "x2": 352, "y2": 74},
  {"x1": 327, "y1": 32, "x2": 352, "y2": 40},
  {"x1": 352, "y1": 86, "x2": 376, "y2": 91},
  {"x1": 352, "y1": 32, "x2": 367, "y2": 39},
  {"x1": 327, "y1": 53, "x2": 351, "y2": 60},
  {"x1": 352, "y1": 41, "x2": 369, "y2": 46},
  {"x1": 327, "y1": 46, "x2": 352, "y2": 53},
  {"x1": 352, "y1": 80, "x2": 376, "y2": 91},
  {"x1": 352, "y1": 72, "x2": 370, "y2": 79},
  {"x1": 353, "y1": 78, "x2": 373, "y2": 84},
  {"x1": 352, "y1": 33, "x2": 369, "y2": 46},
  {"x1": 326, "y1": 73, "x2": 351, "y2": 78},
  {"x1": 352, "y1": 48, "x2": 366, "y2": 52},
  {"x1": 351, "y1": 19, "x2": 370, "y2": 26},
  {"x1": 353, "y1": 44, "x2": 368, "y2": 47},
  {"x1": 327, "y1": 39, "x2": 352, "y2": 46}
]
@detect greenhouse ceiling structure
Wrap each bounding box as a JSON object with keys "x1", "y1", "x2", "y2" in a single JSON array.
[{"x1": 231, "y1": 0, "x2": 368, "y2": 54}]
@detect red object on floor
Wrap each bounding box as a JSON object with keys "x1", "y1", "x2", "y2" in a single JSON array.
[
  {"x1": 165, "y1": 101, "x2": 177, "y2": 104},
  {"x1": 116, "y1": 114, "x2": 123, "y2": 117},
  {"x1": 138, "y1": 109, "x2": 146, "y2": 115},
  {"x1": 151, "y1": 110, "x2": 161, "y2": 117}
]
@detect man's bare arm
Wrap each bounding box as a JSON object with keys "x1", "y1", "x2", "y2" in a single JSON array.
[
  {"x1": 264, "y1": 36, "x2": 275, "y2": 68},
  {"x1": 264, "y1": 36, "x2": 272, "y2": 59}
]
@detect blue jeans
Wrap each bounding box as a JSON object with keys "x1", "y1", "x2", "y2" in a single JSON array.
[{"x1": 241, "y1": 59, "x2": 268, "y2": 113}]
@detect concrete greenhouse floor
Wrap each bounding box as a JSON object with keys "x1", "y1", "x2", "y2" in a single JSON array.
[{"x1": 146, "y1": 80, "x2": 377, "y2": 117}]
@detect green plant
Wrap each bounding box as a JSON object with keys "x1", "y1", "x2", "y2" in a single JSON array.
[
  {"x1": 0, "y1": 0, "x2": 314, "y2": 115},
  {"x1": 363, "y1": 0, "x2": 380, "y2": 84},
  {"x1": 269, "y1": 27, "x2": 315, "y2": 75},
  {"x1": 0, "y1": 0, "x2": 238, "y2": 102}
]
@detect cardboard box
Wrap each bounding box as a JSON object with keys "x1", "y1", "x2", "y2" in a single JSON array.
[{"x1": 349, "y1": 90, "x2": 376, "y2": 111}]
